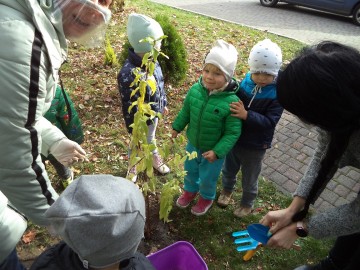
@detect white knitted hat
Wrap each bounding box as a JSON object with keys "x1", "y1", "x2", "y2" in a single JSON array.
[
  {"x1": 127, "y1": 13, "x2": 164, "y2": 53},
  {"x1": 204, "y1": 39, "x2": 238, "y2": 81},
  {"x1": 248, "y1": 39, "x2": 282, "y2": 76},
  {"x1": 45, "y1": 175, "x2": 146, "y2": 269}
]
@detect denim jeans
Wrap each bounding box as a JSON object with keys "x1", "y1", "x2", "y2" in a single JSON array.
[
  {"x1": 221, "y1": 144, "x2": 265, "y2": 208},
  {"x1": 183, "y1": 142, "x2": 224, "y2": 200},
  {"x1": 0, "y1": 249, "x2": 26, "y2": 270}
]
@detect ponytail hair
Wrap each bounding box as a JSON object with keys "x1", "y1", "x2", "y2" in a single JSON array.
[{"x1": 276, "y1": 41, "x2": 360, "y2": 220}]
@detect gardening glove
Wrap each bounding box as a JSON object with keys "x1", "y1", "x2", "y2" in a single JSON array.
[{"x1": 49, "y1": 138, "x2": 87, "y2": 167}]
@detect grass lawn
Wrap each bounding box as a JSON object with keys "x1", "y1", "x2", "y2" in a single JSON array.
[{"x1": 18, "y1": 0, "x2": 335, "y2": 269}]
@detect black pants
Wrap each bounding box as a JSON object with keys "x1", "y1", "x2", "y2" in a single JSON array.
[{"x1": 330, "y1": 233, "x2": 360, "y2": 270}]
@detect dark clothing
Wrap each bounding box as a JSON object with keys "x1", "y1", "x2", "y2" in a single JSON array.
[
  {"x1": 0, "y1": 249, "x2": 26, "y2": 270},
  {"x1": 30, "y1": 241, "x2": 156, "y2": 270},
  {"x1": 329, "y1": 233, "x2": 360, "y2": 270},
  {"x1": 118, "y1": 48, "x2": 167, "y2": 133},
  {"x1": 235, "y1": 72, "x2": 283, "y2": 149}
]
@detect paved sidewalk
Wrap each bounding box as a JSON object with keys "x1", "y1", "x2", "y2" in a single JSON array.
[
  {"x1": 264, "y1": 112, "x2": 360, "y2": 211},
  {"x1": 153, "y1": 0, "x2": 360, "y2": 211}
]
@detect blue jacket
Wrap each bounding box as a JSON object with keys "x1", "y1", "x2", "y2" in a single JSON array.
[
  {"x1": 117, "y1": 48, "x2": 167, "y2": 133},
  {"x1": 236, "y1": 72, "x2": 283, "y2": 149}
]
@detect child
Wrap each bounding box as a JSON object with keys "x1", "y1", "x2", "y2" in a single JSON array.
[
  {"x1": 30, "y1": 174, "x2": 156, "y2": 270},
  {"x1": 117, "y1": 13, "x2": 169, "y2": 182},
  {"x1": 42, "y1": 84, "x2": 84, "y2": 188},
  {"x1": 172, "y1": 40, "x2": 242, "y2": 216},
  {"x1": 217, "y1": 39, "x2": 284, "y2": 218}
]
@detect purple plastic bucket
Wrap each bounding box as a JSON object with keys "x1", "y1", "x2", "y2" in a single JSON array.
[{"x1": 147, "y1": 241, "x2": 208, "y2": 270}]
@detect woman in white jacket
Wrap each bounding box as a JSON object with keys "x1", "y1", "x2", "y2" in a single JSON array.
[{"x1": 0, "y1": 0, "x2": 112, "y2": 268}]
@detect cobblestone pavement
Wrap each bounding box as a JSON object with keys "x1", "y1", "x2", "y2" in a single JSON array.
[{"x1": 153, "y1": 0, "x2": 360, "y2": 210}]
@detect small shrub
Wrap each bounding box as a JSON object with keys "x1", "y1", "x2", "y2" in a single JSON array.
[
  {"x1": 104, "y1": 37, "x2": 119, "y2": 67},
  {"x1": 111, "y1": 0, "x2": 125, "y2": 12},
  {"x1": 155, "y1": 14, "x2": 188, "y2": 86}
]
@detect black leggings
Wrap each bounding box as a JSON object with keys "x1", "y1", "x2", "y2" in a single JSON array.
[{"x1": 330, "y1": 233, "x2": 360, "y2": 270}]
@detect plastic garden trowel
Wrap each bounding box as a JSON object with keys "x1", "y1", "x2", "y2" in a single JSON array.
[
  {"x1": 247, "y1": 223, "x2": 272, "y2": 244},
  {"x1": 232, "y1": 224, "x2": 271, "y2": 261},
  {"x1": 232, "y1": 230, "x2": 259, "y2": 252}
]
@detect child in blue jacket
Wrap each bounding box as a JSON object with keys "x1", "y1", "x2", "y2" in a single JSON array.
[
  {"x1": 117, "y1": 13, "x2": 170, "y2": 182},
  {"x1": 217, "y1": 39, "x2": 284, "y2": 218}
]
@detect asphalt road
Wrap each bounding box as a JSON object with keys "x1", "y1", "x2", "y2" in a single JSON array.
[{"x1": 152, "y1": 0, "x2": 360, "y2": 50}]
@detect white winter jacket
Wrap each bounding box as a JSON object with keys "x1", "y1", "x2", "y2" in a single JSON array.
[{"x1": 0, "y1": 0, "x2": 68, "y2": 261}]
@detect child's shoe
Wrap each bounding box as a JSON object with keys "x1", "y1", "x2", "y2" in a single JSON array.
[
  {"x1": 128, "y1": 166, "x2": 137, "y2": 183},
  {"x1": 233, "y1": 206, "x2": 252, "y2": 218},
  {"x1": 153, "y1": 153, "x2": 170, "y2": 174},
  {"x1": 176, "y1": 191, "x2": 198, "y2": 208},
  {"x1": 191, "y1": 196, "x2": 213, "y2": 216},
  {"x1": 217, "y1": 190, "x2": 232, "y2": 208}
]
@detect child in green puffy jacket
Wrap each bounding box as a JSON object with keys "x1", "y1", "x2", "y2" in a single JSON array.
[
  {"x1": 171, "y1": 40, "x2": 242, "y2": 216},
  {"x1": 43, "y1": 84, "x2": 84, "y2": 188}
]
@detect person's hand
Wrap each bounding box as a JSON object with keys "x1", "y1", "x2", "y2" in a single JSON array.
[
  {"x1": 163, "y1": 106, "x2": 169, "y2": 115},
  {"x1": 49, "y1": 138, "x2": 87, "y2": 167},
  {"x1": 202, "y1": 150, "x2": 217, "y2": 162},
  {"x1": 259, "y1": 208, "x2": 294, "y2": 235},
  {"x1": 171, "y1": 130, "x2": 178, "y2": 138},
  {"x1": 266, "y1": 223, "x2": 299, "y2": 249},
  {"x1": 230, "y1": 100, "x2": 248, "y2": 120},
  {"x1": 260, "y1": 196, "x2": 306, "y2": 234}
]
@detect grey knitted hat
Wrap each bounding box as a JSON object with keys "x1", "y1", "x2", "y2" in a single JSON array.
[
  {"x1": 45, "y1": 174, "x2": 145, "y2": 269},
  {"x1": 248, "y1": 39, "x2": 282, "y2": 76}
]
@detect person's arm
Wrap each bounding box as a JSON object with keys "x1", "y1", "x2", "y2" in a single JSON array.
[
  {"x1": 259, "y1": 130, "x2": 330, "y2": 239},
  {"x1": 293, "y1": 128, "x2": 331, "y2": 199},
  {"x1": 231, "y1": 97, "x2": 283, "y2": 131},
  {"x1": 212, "y1": 100, "x2": 242, "y2": 159},
  {"x1": 117, "y1": 63, "x2": 138, "y2": 132},
  {"x1": 260, "y1": 196, "x2": 306, "y2": 234},
  {"x1": 307, "y1": 193, "x2": 360, "y2": 239},
  {"x1": 172, "y1": 87, "x2": 192, "y2": 133}
]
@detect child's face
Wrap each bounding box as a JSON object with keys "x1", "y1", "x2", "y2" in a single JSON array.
[
  {"x1": 251, "y1": 73, "x2": 275, "y2": 87},
  {"x1": 202, "y1": 64, "x2": 227, "y2": 91},
  {"x1": 60, "y1": 0, "x2": 112, "y2": 39}
]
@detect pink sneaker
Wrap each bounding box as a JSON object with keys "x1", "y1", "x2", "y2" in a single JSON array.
[
  {"x1": 191, "y1": 196, "x2": 213, "y2": 216},
  {"x1": 176, "y1": 191, "x2": 198, "y2": 208},
  {"x1": 153, "y1": 153, "x2": 170, "y2": 174},
  {"x1": 127, "y1": 166, "x2": 137, "y2": 183}
]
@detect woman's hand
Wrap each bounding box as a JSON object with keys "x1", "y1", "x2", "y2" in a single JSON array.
[
  {"x1": 260, "y1": 208, "x2": 294, "y2": 235},
  {"x1": 260, "y1": 196, "x2": 306, "y2": 234},
  {"x1": 266, "y1": 223, "x2": 299, "y2": 249}
]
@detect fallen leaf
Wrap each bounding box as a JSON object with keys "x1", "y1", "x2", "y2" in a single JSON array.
[{"x1": 22, "y1": 230, "x2": 36, "y2": 244}]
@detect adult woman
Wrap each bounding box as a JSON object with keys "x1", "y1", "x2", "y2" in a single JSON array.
[
  {"x1": 260, "y1": 41, "x2": 360, "y2": 270},
  {"x1": 0, "y1": 0, "x2": 112, "y2": 268}
]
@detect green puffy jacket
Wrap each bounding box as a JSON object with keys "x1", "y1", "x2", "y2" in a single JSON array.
[{"x1": 172, "y1": 77, "x2": 242, "y2": 159}]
